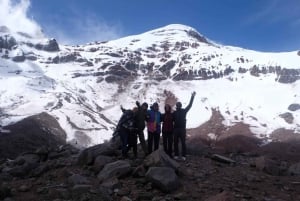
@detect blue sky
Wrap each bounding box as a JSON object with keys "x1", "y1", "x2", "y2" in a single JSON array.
[{"x1": 5, "y1": 0, "x2": 300, "y2": 51}]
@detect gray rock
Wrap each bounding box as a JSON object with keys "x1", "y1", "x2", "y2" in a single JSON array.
[
  {"x1": 4, "y1": 154, "x2": 40, "y2": 177},
  {"x1": 288, "y1": 103, "x2": 300, "y2": 111},
  {"x1": 211, "y1": 154, "x2": 236, "y2": 164},
  {"x1": 145, "y1": 167, "x2": 180, "y2": 193},
  {"x1": 0, "y1": 184, "x2": 11, "y2": 199},
  {"x1": 0, "y1": 35, "x2": 17, "y2": 50},
  {"x1": 288, "y1": 162, "x2": 300, "y2": 175},
  {"x1": 35, "y1": 38, "x2": 59, "y2": 52},
  {"x1": 279, "y1": 112, "x2": 294, "y2": 124},
  {"x1": 72, "y1": 184, "x2": 92, "y2": 192},
  {"x1": 132, "y1": 165, "x2": 146, "y2": 177},
  {"x1": 0, "y1": 112, "x2": 67, "y2": 160},
  {"x1": 101, "y1": 177, "x2": 120, "y2": 189},
  {"x1": 255, "y1": 156, "x2": 287, "y2": 176},
  {"x1": 18, "y1": 184, "x2": 31, "y2": 192},
  {"x1": 68, "y1": 174, "x2": 90, "y2": 185},
  {"x1": 144, "y1": 149, "x2": 180, "y2": 172},
  {"x1": 98, "y1": 160, "x2": 131, "y2": 181},
  {"x1": 12, "y1": 54, "x2": 25, "y2": 62},
  {"x1": 92, "y1": 155, "x2": 114, "y2": 173},
  {"x1": 77, "y1": 141, "x2": 118, "y2": 166}
]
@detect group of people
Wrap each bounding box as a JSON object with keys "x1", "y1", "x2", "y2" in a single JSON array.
[{"x1": 115, "y1": 91, "x2": 196, "y2": 161}]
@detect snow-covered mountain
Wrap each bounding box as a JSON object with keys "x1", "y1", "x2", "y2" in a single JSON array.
[{"x1": 1, "y1": 24, "x2": 300, "y2": 147}]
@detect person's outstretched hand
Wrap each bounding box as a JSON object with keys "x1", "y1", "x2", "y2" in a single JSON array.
[{"x1": 136, "y1": 101, "x2": 140, "y2": 106}]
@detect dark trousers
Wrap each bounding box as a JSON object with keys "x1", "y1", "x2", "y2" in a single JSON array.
[
  {"x1": 120, "y1": 129, "x2": 129, "y2": 157},
  {"x1": 174, "y1": 128, "x2": 186, "y2": 157},
  {"x1": 162, "y1": 131, "x2": 173, "y2": 157},
  {"x1": 137, "y1": 130, "x2": 148, "y2": 155},
  {"x1": 128, "y1": 132, "x2": 137, "y2": 157},
  {"x1": 148, "y1": 131, "x2": 160, "y2": 154}
]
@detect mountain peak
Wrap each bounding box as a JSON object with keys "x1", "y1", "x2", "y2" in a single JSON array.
[{"x1": 148, "y1": 24, "x2": 210, "y2": 44}]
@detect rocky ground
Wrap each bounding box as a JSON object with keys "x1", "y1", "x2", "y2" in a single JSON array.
[
  {"x1": 1, "y1": 136, "x2": 300, "y2": 201},
  {"x1": 1, "y1": 112, "x2": 300, "y2": 201}
]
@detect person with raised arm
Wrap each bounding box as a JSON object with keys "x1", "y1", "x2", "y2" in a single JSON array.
[{"x1": 173, "y1": 91, "x2": 196, "y2": 161}]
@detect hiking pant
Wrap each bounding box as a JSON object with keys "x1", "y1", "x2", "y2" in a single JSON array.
[
  {"x1": 148, "y1": 131, "x2": 160, "y2": 154},
  {"x1": 162, "y1": 131, "x2": 173, "y2": 157},
  {"x1": 174, "y1": 128, "x2": 186, "y2": 157},
  {"x1": 137, "y1": 129, "x2": 148, "y2": 155},
  {"x1": 119, "y1": 129, "x2": 129, "y2": 157},
  {"x1": 128, "y1": 132, "x2": 137, "y2": 157}
]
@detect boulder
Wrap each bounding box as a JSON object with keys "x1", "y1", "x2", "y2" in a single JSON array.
[
  {"x1": 77, "y1": 140, "x2": 118, "y2": 166},
  {"x1": 92, "y1": 155, "x2": 114, "y2": 173},
  {"x1": 97, "y1": 160, "x2": 131, "y2": 181},
  {"x1": 67, "y1": 174, "x2": 90, "y2": 186},
  {"x1": 288, "y1": 163, "x2": 300, "y2": 175},
  {"x1": 255, "y1": 156, "x2": 287, "y2": 176},
  {"x1": 0, "y1": 112, "x2": 67, "y2": 159},
  {"x1": 143, "y1": 149, "x2": 180, "y2": 172},
  {"x1": 145, "y1": 167, "x2": 180, "y2": 193}
]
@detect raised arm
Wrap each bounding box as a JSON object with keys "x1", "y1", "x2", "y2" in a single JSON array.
[
  {"x1": 120, "y1": 105, "x2": 127, "y2": 113},
  {"x1": 136, "y1": 101, "x2": 141, "y2": 108},
  {"x1": 184, "y1": 91, "x2": 196, "y2": 112}
]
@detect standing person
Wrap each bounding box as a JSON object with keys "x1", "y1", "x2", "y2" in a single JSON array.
[
  {"x1": 173, "y1": 92, "x2": 196, "y2": 161},
  {"x1": 127, "y1": 107, "x2": 138, "y2": 159},
  {"x1": 161, "y1": 104, "x2": 174, "y2": 158},
  {"x1": 146, "y1": 102, "x2": 161, "y2": 154},
  {"x1": 135, "y1": 101, "x2": 149, "y2": 156},
  {"x1": 117, "y1": 106, "x2": 135, "y2": 158}
]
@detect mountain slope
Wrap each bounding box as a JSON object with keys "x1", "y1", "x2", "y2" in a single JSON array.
[{"x1": 0, "y1": 24, "x2": 300, "y2": 146}]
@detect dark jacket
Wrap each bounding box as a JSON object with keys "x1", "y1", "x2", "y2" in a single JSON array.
[
  {"x1": 161, "y1": 112, "x2": 174, "y2": 133},
  {"x1": 116, "y1": 107, "x2": 137, "y2": 131},
  {"x1": 173, "y1": 95, "x2": 195, "y2": 129},
  {"x1": 135, "y1": 103, "x2": 147, "y2": 131}
]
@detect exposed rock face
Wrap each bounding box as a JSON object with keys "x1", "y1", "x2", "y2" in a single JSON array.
[
  {"x1": 52, "y1": 52, "x2": 88, "y2": 63},
  {"x1": 0, "y1": 35, "x2": 17, "y2": 50},
  {"x1": 277, "y1": 69, "x2": 300, "y2": 83},
  {"x1": 0, "y1": 112, "x2": 66, "y2": 159},
  {"x1": 35, "y1": 39, "x2": 59, "y2": 52},
  {"x1": 279, "y1": 112, "x2": 294, "y2": 124},
  {"x1": 288, "y1": 103, "x2": 300, "y2": 111},
  {"x1": 187, "y1": 29, "x2": 210, "y2": 44}
]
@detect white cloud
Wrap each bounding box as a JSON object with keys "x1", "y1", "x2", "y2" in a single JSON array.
[
  {"x1": 43, "y1": 13, "x2": 123, "y2": 45},
  {"x1": 0, "y1": 0, "x2": 123, "y2": 45},
  {"x1": 0, "y1": 0, "x2": 44, "y2": 37}
]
